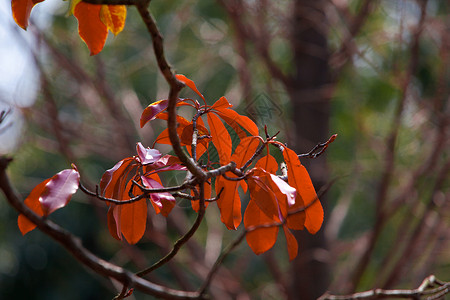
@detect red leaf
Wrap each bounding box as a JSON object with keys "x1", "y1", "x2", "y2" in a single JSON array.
[
  {"x1": 11, "y1": 0, "x2": 44, "y2": 30},
  {"x1": 247, "y1": 168, "x2": 284, "y2": 222},
  {"x1": 211, "y1": 96, "x2": 232, "y2": 110},
  {"x1": 99, "y1": 4, "x2": 126, "y2": 36},
  {"x1": 281, "y1": 146, "x2": 323, "y2": 234},
  {"x1": 255, "y1": 153, "x2": 278, "y2": 174},
  {"x1": 100, "y1": 157, "x2": 136, "y2": 200},
  {"x1": 120, "y1": 196, "x2": 147, "y2": 244},
  {"x1": 282, "y1": 225, "x2": 299, "y2": 260},
  {"x1": 230, "y1": 136, "x2": 261, "y2": 168},
  {"x1": 212, "y1": 97, "x2": 259, "y2": 138},
  {"x1": 153, "y1": 115, "x2": 191, "y2": 146},
  {"x1": 39, "y1": 169, "x2": 80, "y2": 215},
  {"x1": 109, "y1": 179, "x2": 147, "y2": 244},
  {"x1": 244, "y1": 199, "x2": 279, "y2": 255},
  {"x1": 175, "y1": 74, "x2": 206, "y2": 103},
  {"x1": 74, "y1": 2, "x2": 108, "y2": 55},
  {"x1": 136, "y1": 142, "x2": 161, "y2": 165},
  {"x1": 207, "y1": 112, "x2": 232, "y2": 165},
  {"x1": 215, "y1": 176, "x2": 241, "y2": 229},
  {"x1": 140, "y1": 100, "x2": 169, "y2": 128},
  {"x1": 17, "y1": 179, "x2": 50, "y2": 235}
]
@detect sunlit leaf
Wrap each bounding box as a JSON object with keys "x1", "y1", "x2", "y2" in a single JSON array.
[
  {"x1": 215, "y1": 176, "x2": 241, "y2": 230},
  {"x1": 153, "y1": 115, "x2": 191, "y2": 146},
  {"x1": 39, "y1": 169, "x2": 80, "y2": 215},
  {"x1": 269, "y1": 173, "x2": 296, "y2": 206},
  {"x1": 175, "y1": 74, "x2": 206, "y2": 103},
  {"x1": 247, "y1": 168, "x2": 283, "y2": 222},
  {"x1": 120, "y1": 182, "x2": 147, "y2": 244},
  {"x1": 244, "y1": 199, "x2": 279, "y2": 255},
  {"x1": 212, "y1": 97, "x2": 259, "y2": 138},
  {"x1": 281, "y1": 146, "x2": 323, "y2": 234},
  {"x1": 99, "y1": 5, "x2": 126, "y2": 36},
  {"x1": 100, "y1": 157, "x2": 136, "y2": 200},
  {"x1": 11, "y1": 0, "x2": 44, "y2": 30},
  {"x1": 74, "y1": 2, "x2": 108, "y2": 55},
  {"x1": 282, "y1": 225, "x2": 298, "y2": 260},
  {"x1": 207, "y1": 112, "x2": 232, "y2": 165},
  {"x1": 17, "y1": 179, "x2": 50, "y2": 235},
  {"x1": 140, "y1": 100, "x2": 169, "y2": 128},
  {"x1": 136, "y1": 142, "x2": 161, "y2": 165},
  {"x1": 230, "y1": 136, "x2": 261, "y2": 168},
  {"x1": 255, "y1": 153, "x2": 278, "y2": 174},
  {"x1": 211, "y1": 96, "x2": 232, "y2": 110}
]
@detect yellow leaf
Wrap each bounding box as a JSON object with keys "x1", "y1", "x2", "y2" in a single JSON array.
[{"x1": 100, "y1": 5, "x2": 127, "y2": 36}]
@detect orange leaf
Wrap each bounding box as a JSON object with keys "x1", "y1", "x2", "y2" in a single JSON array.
[
  {"x1": 74, "y1": 2, "x2": 108, "y2": 55},
  {"x1": 244, "y1": 199, "x2": 279, "y2": 255},
  {"x1": 281, "y1": 146, "x2": 323, "y2": 234},
  {"x1": 120, "y1": 198, "x2": 147, "y2": 244},
  {"x1": 100, "y1": 5, "x2": 126, "y2": 35},
  {"x1": 153, "y1": 115, "x2": 191, "y2": 146},
  {"x1": 100, "y1": 157, "x2": 136, "y2": 200},
  {"x1": 215, "y1": 175, "x2": 241, "y2": 229},
  {"x1": 247, "y1": 168, "x2": 284, "y2": 222},
  {"x1": 282, "y1": 225, "x2": 299, "y2": 260},
  {"x1": 255, "y1": 153, "x2": 278, "y2": 174},
  {"x1": 211, "y1": 96, "x2": 232, "y2": 110},
  {"x1": 17, "y1": 179, "x2": 50, "y2": 235},
  {"x1": 207, "y1": 112, "x2": 232, "y2": 165},
  {"x1": 175, "y1": 74, "x2": 206, "y2": 103},
  {"x1": 11, "y1": 0, "x2": 44, "y2": 30},
  {"x1": 230, "y1": 136, "x2": 261, "y2": 168},
  {"x1": 212, "y1": 97, "x2": 259, "y2": 138}
]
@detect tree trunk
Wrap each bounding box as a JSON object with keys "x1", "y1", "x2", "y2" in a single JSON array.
[{"x1": 288, "y1": 1, "x2": 331, "y2": 299}]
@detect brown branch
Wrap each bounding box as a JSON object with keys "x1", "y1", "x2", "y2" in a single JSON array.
[
  {"x1": 136, "y1": 182, "x2": 206, "y2": 278},
  {"x1": 0, "y1": 157, "x2": 202, "y2": 300},
  {"x1": 135, "y1": 2, "x2": 207, "y2": 182},
  {"x1": 298, "y1": 134, "x2": 338, "y2": 159},
  {"x1": 318, "y1": 275, "x2": 450, "y2": 300}
]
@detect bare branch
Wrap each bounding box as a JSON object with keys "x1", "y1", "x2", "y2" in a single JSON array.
[
  {"x1": 298, "y1": 134, "x2": 338, "y2": 159},
  {"x1": 318, "y1": 275, "x2": 450, "y2": 300}
]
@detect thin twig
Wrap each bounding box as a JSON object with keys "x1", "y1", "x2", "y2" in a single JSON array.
[
  {"x1": 318, "y1": 275, "x2": 450, "y2": 300},
  {"x1": 136, "y1": 182, "x2": 206, "y2": 278}
]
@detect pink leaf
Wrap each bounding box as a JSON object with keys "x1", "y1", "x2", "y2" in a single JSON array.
[
  {"x1": 136, "y1": 142, "x2": 161, "y2": 165},
  {"x1": 269, "y1": 174, "x2": 296, "y2": 206},
  {"x1": 39, "y1": 169, "x2": 80, "y2": 215},
  {"x1": 141, "y1": 176, "x2": 175, "y2": 217}
]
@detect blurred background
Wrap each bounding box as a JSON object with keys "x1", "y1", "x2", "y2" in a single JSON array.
[{"x1": 0, "y1": 0, "x2": 449, "y2": 299}]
